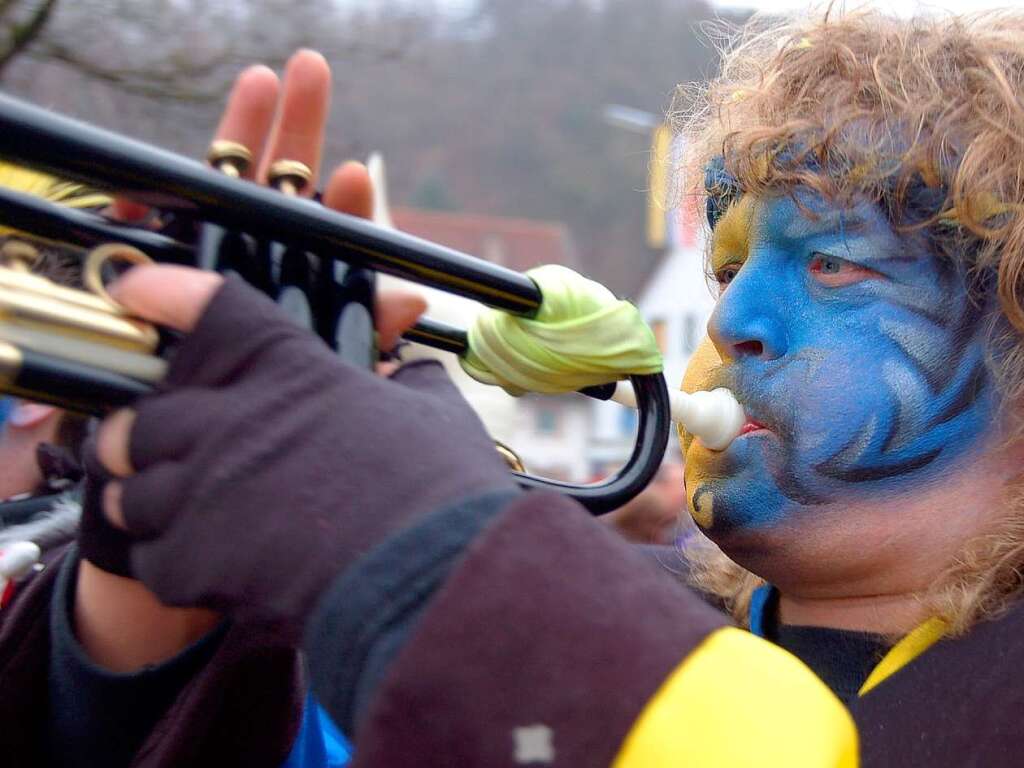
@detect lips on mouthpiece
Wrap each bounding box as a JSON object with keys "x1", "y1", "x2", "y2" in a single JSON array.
[{"x1": 739, "y1": 420, "x2": 767, "y2": 436}]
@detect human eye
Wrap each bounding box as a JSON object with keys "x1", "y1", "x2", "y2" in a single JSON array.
[
  {"x1": 808, "y1": 252, "x2": 880, "y2": 287},
  {"x1": 714, "y1": 262, "x2": 742, "y2": 291}
]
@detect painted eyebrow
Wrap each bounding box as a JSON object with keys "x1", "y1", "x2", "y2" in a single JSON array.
[
  {"x1": 786, "y1": 209, "x2": 921, "y2": 269},
  {"x1": 781, "y1": 211, "x2": 871, "y2": 241}
]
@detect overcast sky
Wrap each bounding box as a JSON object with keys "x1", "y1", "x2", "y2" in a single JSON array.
[{"x1": 712, "y1": 0, "x2": 1024, "y2": 15}]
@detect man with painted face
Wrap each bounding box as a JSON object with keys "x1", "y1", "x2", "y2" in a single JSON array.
[
  {"x1": 679, "y1": 10, "x2": 1024, "y2": 703},
  {"x1": 76, "y1": 9, "x2": 1024, "y2": 768}
]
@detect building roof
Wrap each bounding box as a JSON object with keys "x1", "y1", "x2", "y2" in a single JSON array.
[{"x1": 391, "y1": 207, "x2": 578, "y2": 272}]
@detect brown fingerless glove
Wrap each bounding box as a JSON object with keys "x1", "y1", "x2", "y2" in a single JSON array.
[{"x1": 116, "y1": 276, "x2": 518, "y2": 640}]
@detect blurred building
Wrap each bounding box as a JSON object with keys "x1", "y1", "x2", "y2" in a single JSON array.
[
  {"x1": 378, "y1": 202, "x2": 591, "y2": 480},
  {"x1": 588, "y1": 133, "x2": 716, "y2": 474},
  {"x1": 391, "y1": 208, "x2": 579, "y2": 273}
]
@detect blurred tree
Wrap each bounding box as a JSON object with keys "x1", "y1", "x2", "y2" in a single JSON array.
[
  {"x1": 0, "y1": 0, "x2": 56, "y2": 77},
  {"x1": 0, "y1": 0, "x2": 424, "y2": 153},
  {"x1": 0, "y1": 0, "x2": 748, "y2": 295},
  {"x1": 0, "y1": 0, "x2": 233, "y2": 99},
  {"x1": 332, "y1": 0, "x2": 744, "y2": 295},
  {"x1": 410, "y1": 171, "x2": 459, "y2": 211}
]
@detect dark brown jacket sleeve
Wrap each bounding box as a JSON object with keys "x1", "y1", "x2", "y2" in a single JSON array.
[
  {"x1": 0, "y1": 544, "x2": 305, "y2": 768},
  {"x1": 306, "y1": 491, "x2": 731, "y2": 767}
]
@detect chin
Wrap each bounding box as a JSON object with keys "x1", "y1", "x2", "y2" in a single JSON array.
[{"x1": 685, "y1": 432, "x2": 792, "y2": 534}]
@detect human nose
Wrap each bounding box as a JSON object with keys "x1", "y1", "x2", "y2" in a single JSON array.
[{"x1": 707, "y1": 265, "x2": 788, "y2": 363}]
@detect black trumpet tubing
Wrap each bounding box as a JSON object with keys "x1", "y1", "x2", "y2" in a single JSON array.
[{"x1": 0, "y1": 342, "x2": 150, "y2": 415}]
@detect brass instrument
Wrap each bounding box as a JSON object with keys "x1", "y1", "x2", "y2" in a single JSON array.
[
  {"x1": 0, "y1": 240, "x2": 159, "y2": 412},
  {"x1": 0, "y1": 92, "x2": 670, "y2": 514}
]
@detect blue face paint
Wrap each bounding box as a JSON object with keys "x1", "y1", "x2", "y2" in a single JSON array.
[{"x1": 685, "y1": 190, "x2": 998, "y2": 534}]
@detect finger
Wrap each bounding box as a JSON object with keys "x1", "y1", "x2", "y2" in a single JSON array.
[
  {"x1": 257, "y1": 49, "x2": 331, "y2": 192},
  {"x1": 129, "y1": 390, "x2": 215, "y2": 469},
  {"x1": 131, "y1": 534, "x2": 215, "y2": 612},
  {"x1": 322, "y1": 161, "x2": 374, "y2": 219},
  {"x1": 95, "y1": 408, "x2": 136, "y2": 477},
  {"x1": 107, "y1": 265, "x2": 223, "y2": 332},
  {"x1": 7, "y1": 401, "x2": 57, "y2": 429},
  {"x1": 212, "y1": 65, "x2": 280, "y2": 179},
  {"x1": 119, "y1": 463, "x2": 190, "y2": 539},
  {"x1": 78, "y1": 447, "x2": 135, "y2": 576},
  {"x1": 375, "y1": 289, "x2": 427, "y2": 351},
  {"x1": 108, "y1": 66, "x2": 278, "y2": 222},
  {"x1": 102, "y1": 481, "x2": 126, "y2": 531}
]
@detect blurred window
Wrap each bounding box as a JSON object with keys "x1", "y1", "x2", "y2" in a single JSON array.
[
  {"x1": 536, "y1": 406, "x2": 559, "y2": 434},
  {"x1": 682, "y1": 313, "x2": 699, "y2": 355},
  {"x1": 650, "y1": 318, "x2": 667, "y2": 353},
  {"x1": 619, "y1": 406, "x2": 637, "y2": 436}
]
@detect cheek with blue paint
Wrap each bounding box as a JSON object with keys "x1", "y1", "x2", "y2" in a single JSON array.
[{"x1": 683, "y1": 193, "x2": 998, "y2": 534}]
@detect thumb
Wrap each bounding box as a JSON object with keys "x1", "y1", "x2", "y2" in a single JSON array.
[
  {"x1": 375, "y1": 289, "x2": 427, "y2": 352},
  {"x1": 108, "y1": 265, "x2": 224, "y2": 333}
]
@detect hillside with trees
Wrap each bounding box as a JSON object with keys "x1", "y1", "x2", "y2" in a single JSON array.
[{"x1": 0, "y1": 0, "x2": 746, "y2": 296}]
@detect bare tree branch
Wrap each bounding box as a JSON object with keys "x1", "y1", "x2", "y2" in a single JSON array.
[
  {"x1": 0, "y1": 0, "x2": 23, "y2": 24},
  {"x1": 0, "y1": 0, "x2": 56, "y2": 74},
  {"x1": 28, "y1": 41, "x2": 232, "y2": 102}
]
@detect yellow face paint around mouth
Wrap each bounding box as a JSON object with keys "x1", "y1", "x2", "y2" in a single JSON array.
[
  {"x1": 680, "y1": 336, "x2": 726, "y2": 528},
  {"x1": 689, "y1": 483, "x2": 715, "y2": 528},
  {"x1": 680, "y1": 196, "x2": 754, "y2": 528}
]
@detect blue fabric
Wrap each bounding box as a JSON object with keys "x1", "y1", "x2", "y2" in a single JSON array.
[
  {"x1": 748, "y1": 584, "x2": 775, "y2": 638},
  {"x1": 280, "y1": 692, "x2": 351, "y2": 768},
  {"x1": 0, "y1": 396, "x2": 12, "y2": 430}
]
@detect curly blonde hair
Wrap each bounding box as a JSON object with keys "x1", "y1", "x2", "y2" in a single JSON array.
[{"x1": 673, "y1": 8, "x2": 1024, "y2": 634}]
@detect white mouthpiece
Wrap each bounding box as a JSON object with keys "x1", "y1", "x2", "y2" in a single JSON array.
[
  {"x1": 672, "y1": 388, "x2": 746, "y2": 450},
  {"x1": 612, "y1": 381, "x2": 746, "y2": 451}
]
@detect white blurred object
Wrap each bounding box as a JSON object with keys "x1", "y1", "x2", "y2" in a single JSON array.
[
  {"x1": 0, "y1": 539, "x2": 42, "y2": 601},
  {"x1": 367, "y1": 152, "x2": 394, "y2": 230},
  {"x1": 0, "y1": 540, "x2": 41, "y2": 580}
]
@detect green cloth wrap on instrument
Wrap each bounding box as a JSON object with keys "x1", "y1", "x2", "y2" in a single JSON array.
[{"x1": 460, "y1": 264, "x2": 663, "y2": 396}]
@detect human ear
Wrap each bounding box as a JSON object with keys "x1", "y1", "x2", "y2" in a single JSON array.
[{"x1": 8, "y1": 400, "x2": 60, "y2": 430}]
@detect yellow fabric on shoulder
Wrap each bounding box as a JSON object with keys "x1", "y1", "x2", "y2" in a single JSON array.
[
  {"x1": 612, "y1": 626, "x2": 858, "y2": 767},
  {"x1": 858, "y1": 616, "x2": 947, "y2": 696}
]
